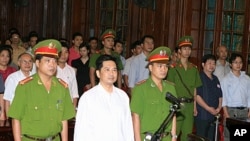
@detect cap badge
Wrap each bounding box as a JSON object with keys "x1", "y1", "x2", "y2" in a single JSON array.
[
  {"x1": 184, "y1": 38, "x2": 190, "y2": 42},
  {"x1": 160, "y1": 50, "x2": 166, "y2": 56},
  {"x1": 48, "y1": 42, "x2": 56, "y2": 49}
]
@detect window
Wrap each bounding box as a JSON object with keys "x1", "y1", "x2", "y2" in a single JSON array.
[
  {"x1": 221, "y1": 0, "x2": 245, "y2": 52},
  {"x1": 100, "y1": 0, "x2": 128, "y2": 41}
]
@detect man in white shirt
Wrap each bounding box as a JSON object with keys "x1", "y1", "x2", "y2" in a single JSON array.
[
  {"x1": 221, "y1": 53, "x2": 250, "y2": 141},
  {"x1": 122, "y1": 40, "x2": 142, "y2": 93},
  {"x1": 4, "y1": 53, "x2": 34, "y2": 114},
  {"x1": 56, "y1": 42, "x2": 79, "y2": 108},
  {"x1": 74, "y1": 55, "x2": 134, "y2": 141},
  {"x1": 213, "y1": 45, "x2": 230, "y2": 81},
  {"x1": 128, "y1": 35, "x2": 154, "y2": 89}
]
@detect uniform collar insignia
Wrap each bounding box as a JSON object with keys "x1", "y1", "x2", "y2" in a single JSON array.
[{"x1": 37, "y1": 79, "x2": 43, "y2": 85}]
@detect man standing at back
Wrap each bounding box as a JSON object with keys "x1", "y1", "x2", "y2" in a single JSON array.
[
  {"x1": 56, "y1": 42, "x2": 79, "y2": 109},
  {"x1": 8, "y1": 39, "x2": 75, "y2": 141},
  {"x1": 128, "y1": 35, "x2": 154, "y2": 89},
  {"x1": 89, "y1": 29, "x2": 123, "y2": 88},
  {"x1": 213, "y1": 45, "x2": 231, "y2": 81},
  {"x1": 167, "y1": 36, "x2": 202, "y2": 141},
  {"x1": 123, "y1": 40, "x2": 142, "y2": 94}
]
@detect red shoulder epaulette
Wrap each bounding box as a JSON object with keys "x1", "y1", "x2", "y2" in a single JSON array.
[
  {"x1": 19, "y1": 76, "x2": 33, "y2": 85},
  {"x1": 169, "y1": 62, "x2": 176, "y2": 68},
  {"x1": 136, "y1": 79, "x2": 146, "y2": 85},
  {"x1": 58, "y1": 78, "x2": 68, "y2": 88}
]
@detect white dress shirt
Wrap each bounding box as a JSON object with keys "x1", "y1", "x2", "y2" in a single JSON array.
[
  {"x1": 56, "y1": 64, "x2": 79, "y2": 100},
  {"x1": 214, "y1": 60, "x2": 231, "y2": 81},
  {"x1": 221, "y1": 71, "x2": 250, "y2": 107},
  {"x1": 74, "y1": 83, "x2": 134, "y2": 141},
  {"x1": 4, "y1": 70, "x2": 34, "y2": 103},
  {"x1": 128, "y1": 52, "x2": 149, "y2": 88}
]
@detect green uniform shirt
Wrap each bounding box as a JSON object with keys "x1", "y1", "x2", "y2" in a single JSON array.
[
  {"x1": 167, "y1": 61, "x2": 202, "y2": 139},
  {"x1": 167, "y1": 61, "x2": 202, "y2": 98},
  {"x1": 89, "y1": 49, "x2": 123, "y2": 70},
  {"x1": 8, "y1": 73, "x2": 75, "y2": 138},
  {"x1": 130, "y1": 77, "x2": 177, "y2": 141}
]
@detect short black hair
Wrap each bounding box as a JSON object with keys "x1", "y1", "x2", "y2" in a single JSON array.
[
  {"x1": 10, "y1": 31, "x2": 21, "y2": 38},
  {"x1": 96, "y1": 55, "x2": 118, "y2": 71},
  {"x1": 28, "y1": 31, "x2": 39, "y2": 41},
  {"x1": 114, "y1": 40, "x2": 123, "y2": 47},
  {"x1": 60, "y1": 42, "x2": 70, "y2": 50},
  {"x1": 79, "y1": 42, "x2": 90, "y2": 50},
  {"x1": 141, "y1": 35, "x2": 154, "y2": 43},
  {"x1": 130, "y1": 40, "x2": 141, "y2": 50},
  {"x1": 72, "y1": 32, "x2": 83, "y2": 40},
  {"x1": 229, "y1": 53, "x2": 243, "y2": 64},
  {"x1": 202, "y1": 54, "x2": 216, "y2": 63},
  {"x1": 88, "y1": 37, "x2": 98, "y2": 42}
]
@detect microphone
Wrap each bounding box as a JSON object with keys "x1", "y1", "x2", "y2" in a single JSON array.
[{"x1": 165, "y1": 92, "x2": 180, "y2": 105}]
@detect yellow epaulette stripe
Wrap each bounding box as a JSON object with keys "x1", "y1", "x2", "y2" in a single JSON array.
[
  {"x1": 136, "y1": 79, "x2": 146, "y2": 85},
  {"x1": 19, "y1": 76, "x2": 33, "y2": 85},
  {"x1": 58, "y1": 78, "x2": 68, "y2": 88}
]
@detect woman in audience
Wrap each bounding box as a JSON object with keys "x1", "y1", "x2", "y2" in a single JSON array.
[
  {"x1": 0, "y1": 45, "x2": 16, "y2": 122},
  {"x1": 71, "y1": 43, "x2": 91, "y2": 98}
]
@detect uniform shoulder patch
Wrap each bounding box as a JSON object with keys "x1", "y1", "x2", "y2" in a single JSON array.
[
  {"x1": 58, "y1": 78, "x2": 68, "y2": 88},
  {"x1": 169, "y1": 62, "x2": 176, "y2": 68},
  {"x1": 190, "y1": 63, "x2": 197, "y2": 68},
  {"x1": 136, "y1": 79, "x2": 146, "y2": 85},
  {"x1": 164, "y1": 80, "x2": 175, "y2": 86},
  {"x1": 19, "y1": 76, "x2": 33, "y2": 85}
]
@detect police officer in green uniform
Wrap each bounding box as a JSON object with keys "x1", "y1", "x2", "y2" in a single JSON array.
[
  {"x1": 131, "y1": 46, "x2": 178, "y2": 141},
  {"x1": 89, "y1": 29, "x2": 123, "y2": 88},
  {"x1": 167, "y1": 36, "x2": 202, "y2": 141},
  {"x1": 8, "y1": 39, "x2": 75, "y2": 141}
]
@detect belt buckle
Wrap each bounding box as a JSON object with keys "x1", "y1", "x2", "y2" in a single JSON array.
[{"x1": 46, "y1": 137, "x2": 52, "y2": 141}]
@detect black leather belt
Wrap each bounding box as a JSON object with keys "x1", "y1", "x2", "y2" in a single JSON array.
[
  {"x1": 179, "y1": 97, "x2": 193, "y2": 103},
  {"x1": 228, "y1": 107, "x2": 247, "y2": 110},
  {"x1": 23, "y1": 134, "x2": 59, "y2": 141}
]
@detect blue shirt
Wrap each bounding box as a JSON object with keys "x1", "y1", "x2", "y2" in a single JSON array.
[
  {"x1": 221, "y1": 71, "x2": 250, "y2": 107},
  {"x1": 196, "y1": 72, "x2": 222, "y2": 120},
  {"x1": 128, "y1": 52, "x2": 149, "y2": 88}
]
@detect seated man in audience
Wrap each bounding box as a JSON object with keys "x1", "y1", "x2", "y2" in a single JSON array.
[{"x1": 4, "y1": 53, "x2": 34, "y2": 114}]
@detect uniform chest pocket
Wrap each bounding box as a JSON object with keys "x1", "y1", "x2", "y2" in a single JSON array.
[
  {"x1": 28, "y1": 106, "x2": 43, "y2": 121},
  {"x1": 145, "y1": 99, "x2": 160, "y2": 109},
  {"x1": 56, "y1": 100, "x2": 64, "y2": 111}
]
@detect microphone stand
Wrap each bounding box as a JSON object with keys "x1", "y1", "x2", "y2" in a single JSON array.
[
  {"x1": 214, "y1": 114, "x2": 220, "y2": 141},
  {"x1": 150, "y1": 104, "x2": 179, "y2": 141}
]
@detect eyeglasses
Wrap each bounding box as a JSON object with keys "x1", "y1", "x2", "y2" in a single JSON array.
[{"x1": 20, "y1": 60, "x2": 33, "y2": 64}]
